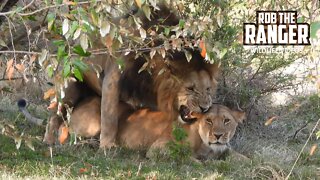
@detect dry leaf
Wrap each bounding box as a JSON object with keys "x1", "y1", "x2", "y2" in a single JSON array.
[
  {"x1": 63, "y1": 0, "x2": 76, "y2": 5},
  {"x1": 135, "y1": 0, "x2": 142, "y2": 8},
  {"x1": 6, "y1": 66, "x2": 14, "y2": 80},
  {"x1": 199, "y1": 40, "x2": 206, "y2": 58},
  {"x1": 15, "y1": 64, "x2": 25, "y2": 73},
  {"x1": 105, "y1": 35, "x2": 113, "y2": 49},
  {"x1": 30, "y1": 54, "x2": 37, "y2": 64},
  {"x1": 310, "y1": 144, "x2": 317, "y2": 156},
  {"x1": 47, "y1": 101, "x2": 58, "y2": 110},
  {"x1": 43, "y1": 88, "x2": 56, "y2": 100},
  {"x1": 79, "y1": 168, "x2": 88, "y2": 174},
  {"x1": 264, "y1": 116, "x2": 277, "y2": 126},
  {"x1": 58, "y1": 126, "x2": 69, "y2": 144},
  {"x1": 6, "y1": 59, "x2": 13, "y2": 71},
  {"x1": 6, "y1": 59, "x2": 15, "y2": 80}
]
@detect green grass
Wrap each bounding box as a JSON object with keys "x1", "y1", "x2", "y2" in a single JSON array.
[{"x1": 0, "y1": 96, "x2": 319, "y2": 179}]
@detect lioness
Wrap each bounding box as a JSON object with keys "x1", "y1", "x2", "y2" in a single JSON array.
[{"x1": 118, "y1": 104, "x2": 245, "y2": 159}]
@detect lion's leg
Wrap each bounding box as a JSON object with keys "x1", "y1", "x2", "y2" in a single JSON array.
[{"x1": 100, "y1": 60, "x2": 121, "y2": 148}]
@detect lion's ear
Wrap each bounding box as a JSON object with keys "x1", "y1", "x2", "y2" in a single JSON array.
[
  {"x1": 231, "y1": 111, "x2": 246, "y2": 123},
  {"x1": 206, "y1": 62, "x2": 220, "y2": 80}
]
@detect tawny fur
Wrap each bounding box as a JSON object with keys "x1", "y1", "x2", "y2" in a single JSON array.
[
  {"x1": 44, "y1": 3, "x2": 220, "y2": 148},
  {"x1": 53, "y1": 100, "x2": 244, "y2": 159}
]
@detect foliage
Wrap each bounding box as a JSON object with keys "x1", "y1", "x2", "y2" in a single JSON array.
[{"x1": 166, "y1": 123, "x2": 192, "y2": 163}]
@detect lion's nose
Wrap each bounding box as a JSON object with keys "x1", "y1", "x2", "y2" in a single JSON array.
[
  {"x1": 199, "y1": 106, "x2": 209, "y2": 113},
  {"x1": 214, "y1": 133, "x2": 223, "y2": 140}
]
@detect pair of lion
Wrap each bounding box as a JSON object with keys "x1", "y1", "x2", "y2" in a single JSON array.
[
  {"x1": 39, "y1": 94, "x2": 245, "y2": 160},
  {"x1": 19, "y1": 2, "x2": 245, "y2": 160}
]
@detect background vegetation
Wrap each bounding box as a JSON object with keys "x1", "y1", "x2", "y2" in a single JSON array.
[{"x1": 0, "y1": 0, "x2": 319, "y2": 179}]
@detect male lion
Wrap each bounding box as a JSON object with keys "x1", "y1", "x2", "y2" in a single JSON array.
[{"x1": 92, "y1": 4, "x2": 220, "y2": 148}]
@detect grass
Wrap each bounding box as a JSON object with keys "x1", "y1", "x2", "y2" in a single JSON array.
[{"x1": 0, "y1": 96, "x2": 319, "y2": 179}]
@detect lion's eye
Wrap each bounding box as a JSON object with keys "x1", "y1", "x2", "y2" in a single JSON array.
[
  {"x1": 206, "y1": 87, "x2": 211, "y2": 91},
  {"x1": 224, "y1": 118, "x2": 231, "y2": 125},
  {"x1": 187, "y1": 86, "x2": 195, "y2": 91},
  {"x1": 206, "y1": 119, "x2": 212, "y2": 125}
]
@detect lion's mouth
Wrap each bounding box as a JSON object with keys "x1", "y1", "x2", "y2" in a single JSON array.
[
  {"x1": 179, "y1": 105, "x2": 197, "y2": 123},
  {"x1": 209, "y1": 142, "x2": 224, "y2": 145}
]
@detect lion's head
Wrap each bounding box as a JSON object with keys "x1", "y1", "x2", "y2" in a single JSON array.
[
  {"x1": 177, "y1": 69, "x2": 219, "y2": 122},
  {"x1": 153, "y1": 51, "x2": 220, "y2": 123},
  {"x1": 182, "y1": 104, "x2": 245, "y2": 153}
]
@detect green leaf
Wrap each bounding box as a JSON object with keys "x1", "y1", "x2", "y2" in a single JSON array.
[
  {"x1": 57, "y1": 45, "x2": 67, "y2": 60},
  {"x1": 73, "y1": 45, "x2": 91, "y2": 57},
  {"x1": 184, "y1": 50, "x2": 192, "y2": 62},
  {"x1": 25, "y1": 139, "x2": 35, "y2": 151},
  {"x1": 100, "y1": 21, "x2": 110, "y2": 37},
  {"x1": 38, "y1": 49, "x2": 48, "y2": 66},
  {"x1": 69, "y1": 21, "x2": 79, "y2": 36},
  {"x1": 90, "y1": 9, "x2": 99, "y2": 26},
  {"x1": 301, "y1": 9, "x2": 309, "y2": 18},
  {"x1": 73, "y1": 67, "x2": 83, "y2": 81},
  {"x1": 53, "y1": 40, "x2": 65, "y2": 46},
  {"x1": 47, "y1": 66, "x2": 54, "y2": 78},
  {"x1": 63, "y1": 62, "x2": 71, "y2": 77},
  {"x1": 219, "y1": 48, "x2": 227, "y2": 59},
  {"x1": 139, "y1": 28, "x2": 146, "y2": 40},
  {"x1": 142, "y1": 5, "x2": 151, "y2": 21},
  {"x1": 27, "y1": 15, "x2": 37, "y2": 21},
  {"x1": 297, "y1": 17, "x2": 304, "y2": 23},
  {"x1": 55, "y1": 0, "x2": 63, "y2": 4},
  {"x1": 116, "y1": 58, "x2": 125, "y2": 70},
  {"x1": 73, "y1": 27, "x2": 81, "y2": 40},
  {"x1": 310, "y1": 21, "x2": 320, "y2": 39},
  {"x1": 138, "y1": 61, "x2": 148, "y2": 73},
  {"x1": 0, "y1": 39, "x2": 7, "y2": 47},
  {"x1": 164, "y1": 27, "x2": 170, "y2": 36},
  {"x1": 72, "y1": 58, "x2": 89, "y2": 72},
  {"x1": 47, "y1": 13, "x2": 56, "y2": 30},
  {"x1": 179, "y1": 20, "x2": 185, "y2": 28},
  {"x1": 80, "y1": 34, "x2": 88, "y2": 51},
  {"x1": 14, "y1": 7, "x2": 23, "y2": 14},
  {"x1": 316, "y1": 130, "x2": 320, "y2": 139},
  {"x1": 62, "y1": 18, "x2": 69, "y2": 35},
  {"x1": 14, "y1": 136, "x2": 22, "y2": 149}
]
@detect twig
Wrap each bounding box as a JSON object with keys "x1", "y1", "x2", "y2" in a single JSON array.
[
  {"x1": 0, "y1": 0, "x2": 19, "y2": 26},
  {"x1": 0, "y1": 50, "x2": 42, "y2": 55},
  {"x1": 5, "y1": 15, "x2": 16, "y2": 61},
  {"x1": 0, "y1": 45, "x2": 165, "y2": 56},
  {"x1": 0, "y1": 75, "x2": 32, "y2": 81},
  {"x1": 0, "y1": 0, "x2": 35, "y2": 16},
  {"x1": 0, "y1": 1, "x2": 102, "y2": 17},
  {"x1": 285, "y1": 118, "x2": 320, "y2": 180},
  {"x1": 291, "y1": 122, "x2": 309, "y2": 139}
]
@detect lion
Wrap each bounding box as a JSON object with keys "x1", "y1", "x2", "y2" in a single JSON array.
[
  {"x1": 90, "y1": 4, "x2": 220, "y2": 148},
  {"x1": 118, "y1": 104, "x2": 245, "y2": 159},
  {"x1": 37, "y1": 96, "x2": 244, "y2": 159}
]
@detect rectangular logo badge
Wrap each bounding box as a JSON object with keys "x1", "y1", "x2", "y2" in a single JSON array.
[{"x1": 243, "y1": 11, "x2": 310, "y2": 45}]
